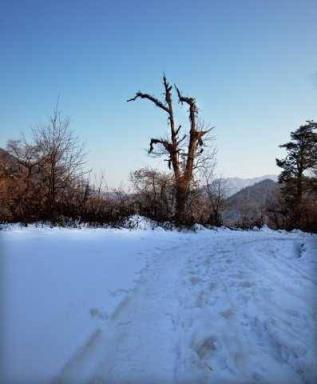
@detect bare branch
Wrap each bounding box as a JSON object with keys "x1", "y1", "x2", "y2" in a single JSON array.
[
  {"x1": 127, "y1": 92, "x2": 169, "y2": 113},
  {"x1": 175, "y1": 85, "x2": 198, "y2": 113},
  {"x1": 149, "y1": 138, "x2": 171, "y2": 154},
  {"x1": 175, "y1": 125, "x2": 182, "y2": 136}
]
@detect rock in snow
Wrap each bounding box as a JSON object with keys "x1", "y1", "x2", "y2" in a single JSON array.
[{"x1": 1, "y1": 225, "x2": 316, "y2": 383}]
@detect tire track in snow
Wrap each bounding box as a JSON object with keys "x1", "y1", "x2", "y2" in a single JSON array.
[{"x1": 54, "y1": 240, "x2": 192, "y2": 384}]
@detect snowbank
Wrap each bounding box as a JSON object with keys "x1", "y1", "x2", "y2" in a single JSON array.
[{"x1": 122, "y1": 214, "x2": 161, "y2": 230}]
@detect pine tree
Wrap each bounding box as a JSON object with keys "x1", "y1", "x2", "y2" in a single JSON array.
[{"x1": 276, "y1": 121, "x2": 317, "y2": 228}]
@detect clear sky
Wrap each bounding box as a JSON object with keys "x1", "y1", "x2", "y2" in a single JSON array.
[{"x1": 1, "y1": 0, "x2": 317, "y2": 187}]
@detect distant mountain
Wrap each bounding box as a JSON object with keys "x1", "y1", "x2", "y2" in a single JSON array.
[
  {"x1": 223, "y1": 179, "x2": 279, "y2": 225},
  {"x1": 221, "y1": 175, "x2": 278, "y2": 197}
]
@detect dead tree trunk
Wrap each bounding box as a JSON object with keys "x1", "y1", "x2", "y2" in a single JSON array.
[{"x1": 128, "y1": 76, "x2": 210, "y2": 223}]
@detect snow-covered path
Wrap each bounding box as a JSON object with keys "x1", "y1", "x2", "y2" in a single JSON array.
[
  {"x1": 1, "y1": 226, "x2": 317, "y2": 384},
  {"x1": 56, "y1": 241, "x2": 190, "y2": 384}
]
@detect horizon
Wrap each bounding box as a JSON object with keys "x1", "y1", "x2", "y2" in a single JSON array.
[{"x1": 1, "y1": 0, "x2": 316, "y2": 187}]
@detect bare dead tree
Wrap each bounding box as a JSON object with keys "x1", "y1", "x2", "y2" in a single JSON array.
[{"x1": 128, "y1": 76, "x2": 212, "y2": 223}]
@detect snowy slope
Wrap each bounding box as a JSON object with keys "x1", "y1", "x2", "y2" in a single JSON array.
[{"x1": 1, "y1": 225, "x2": 316, "y2": 384}]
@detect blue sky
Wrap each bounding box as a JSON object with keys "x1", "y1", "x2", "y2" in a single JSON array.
[{"x1": 1, "y1": 0, "x2": 317, "y2": 187}]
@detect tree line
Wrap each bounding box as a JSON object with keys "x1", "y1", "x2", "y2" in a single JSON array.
[{"x1": 0, "y1": 77, "x2": 316, "y2": 230}]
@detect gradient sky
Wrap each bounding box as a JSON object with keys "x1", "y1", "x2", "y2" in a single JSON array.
[{"x1": 1, "y1": 0, "x2": 317, "y2": 187}]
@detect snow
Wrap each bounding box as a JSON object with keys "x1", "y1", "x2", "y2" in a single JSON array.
[
  {"x1": 0, "y1": 224, "x2": 316, "y2": 383},
  {"x1": 122, "y1": 214, "x2": 160, "y2": 230}
]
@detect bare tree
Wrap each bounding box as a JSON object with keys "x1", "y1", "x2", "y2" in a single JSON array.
[
  {"x1": 33, "y1": 108, "x2": 86, "y2": 220},
  {"x1": 4, "y1": 139, "x2": 43, "y2": 221},
  {"x1": 128, "y1": 76, "x2": 211, "y2": 223},
  {"x1": 130, "y1": 168, "x2": 175, "y2": 220},
  {"x1": 198, "y1": 150, "x2": 226, "y2": 226}
]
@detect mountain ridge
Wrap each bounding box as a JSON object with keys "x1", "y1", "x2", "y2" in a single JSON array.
[{"x1": 219, "y1": 174, "x2": 278, "y2": 197}]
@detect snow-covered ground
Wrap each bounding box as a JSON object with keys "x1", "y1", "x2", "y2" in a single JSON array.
[{"x1": 0, "y1": 224, "x2": 316, "y2": 384}]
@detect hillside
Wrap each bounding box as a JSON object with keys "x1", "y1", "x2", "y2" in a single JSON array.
[{"x1": 223, "y1": 179, "x2": 279, "y2": 225}]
